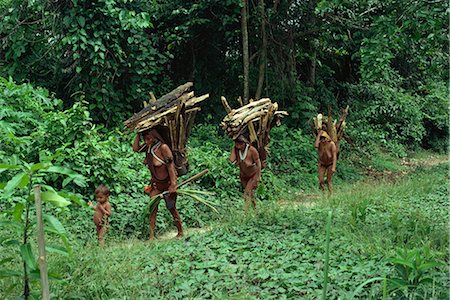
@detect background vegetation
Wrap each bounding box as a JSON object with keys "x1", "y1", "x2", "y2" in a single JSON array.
[{"x1": 0, "y1": 0, "x2": 448, "y2": 298}]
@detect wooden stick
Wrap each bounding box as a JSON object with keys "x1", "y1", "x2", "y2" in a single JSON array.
[
  {"x1": 153, "y1": 169, "x2": 210, "y2": 199},
  {"x1": 177, "y1": 169, "x2": 209, "y2": 188},
  {"x1": 185, "y1": 94, "x2": 209, "y2": 106},
  {"x1": 34, "y1": 186, "x2": 50, "y2": 300},
  {"x1": 150, "y1": 92, "x2": 157, "y2": 104},
  {"x1": 186, "y1": 107, "x2": 201, "y2": 113},
  {"x1": 248, "y1": 121, "x2": 259, "y2": 147},
  {"x1": 228, "y1": 98, "x2": 271, "y2": 116},
  {"x1": 221, "y1": 96, "x2": 232, "y2": 113},
  {"x1": 237, "y1": 96, "x2": 243, "y2": 107}
]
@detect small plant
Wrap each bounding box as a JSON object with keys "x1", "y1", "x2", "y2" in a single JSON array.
[
  {"x1": 0, "y1": 159, "x2": 85, "y2": 299},
  {"x1": 351, "y1": 247, "x2": 444, "y2": 299},
  {"x1": 387, "y1": 247, "x2": 443, "y2": 299},
  {"x1": 349, "y1": 198, "x2": 370, "y2": 227}
]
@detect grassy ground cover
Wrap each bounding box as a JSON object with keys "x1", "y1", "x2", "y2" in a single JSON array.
[{"x1": 2, "y1": 159, "x2": 446, "y2": 299}]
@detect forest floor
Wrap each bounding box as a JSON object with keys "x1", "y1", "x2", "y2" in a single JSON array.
[{"x1": 1, "y1": 153, "x2": 448, "y2": 299}]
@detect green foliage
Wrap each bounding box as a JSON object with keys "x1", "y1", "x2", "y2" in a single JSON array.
[
  {"x1": 269, "y1": 125, "x2": 317, "y2": 189},
  {"x1": 346, "y1": 83, "x2": 430, "y2": 155},
  {"x1": 420, "y1": 82, "x2": 449, "y2": 152},
  {"x1": 387, "y1": 247, "x2": 443, "y2": 299},
  {"x1": 0, "y1": 0, "x2": 174, "y2": 125},
  {"x1": 0, "y1": 159, "x2": 82, "y2": 297},
  {"x1": 0, "y1": 164, "x2": 443, "y2": 299}
]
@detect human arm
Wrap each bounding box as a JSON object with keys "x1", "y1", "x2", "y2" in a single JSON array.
[
  {"x1": 132, "y1": 132, "x2": 145, "y2": 152},
  {"x1": 251, "y1": 147, "x2": 261, "y2": 182},
  {"x1": 314, "y1": 130, "x2": 322, "y2": 149},
  {"x1": 103, "y1": 202, "x2": 112, "y2": 217},
  {"x1": 161, "y1": 144, "x2": 178, "y2": 193},
  {"x1": 331, "y1": 142, "x2": 337, "y2": 173},
  {"x1": 88, "y1": 201, "x2": 95, "y2": 209},
  {"x1": 229, "y1": 145, "x2": 238, "y2": 165}
]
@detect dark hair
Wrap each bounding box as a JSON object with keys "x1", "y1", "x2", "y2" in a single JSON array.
[
  {"x1": 234, "y1": 135, "x2": 249, "y2": 144},
  {"x1": 95, "y1": 184, "x2": 110, "y2": 196}
]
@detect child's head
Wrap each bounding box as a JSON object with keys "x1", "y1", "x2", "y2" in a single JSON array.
[{"x1": 95, "y1": 184, "x2": 110, "y2": 203}]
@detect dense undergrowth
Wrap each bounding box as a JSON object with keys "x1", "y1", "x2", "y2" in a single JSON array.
[
  {"x1": 1, "y1": 163, "x2": 447, "y2": 299},
  {"x1": 0, "y1": 78, "x2": 448, "y2": 299}
]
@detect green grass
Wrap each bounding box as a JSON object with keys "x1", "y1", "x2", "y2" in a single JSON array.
[{"x1": 1, "y1": 163, "x2": 448, "y2": 299}]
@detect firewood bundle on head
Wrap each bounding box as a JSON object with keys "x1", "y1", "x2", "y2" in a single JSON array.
[
  {"x1": 313, "y1": 105, "x2": 349, "y2": 151},
  {"x1": 124, "y1": 82, "x2": 209, "y2": 175},
  {"x1": 220, "y1": 96, "x2": 288, "y2": 167}
]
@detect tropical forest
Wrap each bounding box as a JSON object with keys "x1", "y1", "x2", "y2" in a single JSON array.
[{"x1": 0, "y1": 0, "x2": 448, "y2": 299}]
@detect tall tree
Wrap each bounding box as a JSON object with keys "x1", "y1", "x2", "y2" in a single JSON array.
[
  {"x1": 241, "y1": 0, "x2": 250, "y2": 104},
  {"x1": 255, "y1": 0, "x2": 267, "y2": 100}
]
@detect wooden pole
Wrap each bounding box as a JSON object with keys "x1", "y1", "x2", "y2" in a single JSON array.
[
  {"x1": 34, "y1": 186, "x2": 50, "y2": 300},
  {"x1": 177, "y1": 169, "x2": 209, "y2": 188}
]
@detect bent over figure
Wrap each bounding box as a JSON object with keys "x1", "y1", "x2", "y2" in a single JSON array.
[
  {"x1": 133, "y1": 129, "x2": 183, "y2": 239},
  {"x1": 315, "y1": 130, "x2": 337, "y2": 193},
  {"x1": 229, "y1": 135, "x2": 261, "y2": 208}
]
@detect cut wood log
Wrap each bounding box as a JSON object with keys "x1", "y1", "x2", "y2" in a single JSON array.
[
  {"x1": 123, "y1": 83, "x2": 209, "y2": 176},
  {"x1": 313, "y1": 106, "x2": 349, "y2": 154},
  {"x1": 221, "y1": 96, "x2": 287, "y2": 168}
]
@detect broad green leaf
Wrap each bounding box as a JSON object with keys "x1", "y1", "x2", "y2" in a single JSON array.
[
  {"x1": 73, "y1": 176, "x2": 87, "y2": 187},
  {"x1": 45, "y1": 245, "x2": 69, "y2": 256},
  {"x1": 77, "y1": 16, "x2": 86, "y2": 27},
  {"x1": 41, "y1": 184, "x2": 56, "y2": 193},
  {"x1": 20, "y1": 243, "x2": 37, "y2": 270},
  {"x1": 0, "y1": 164, "x2": 20, "y2": 170},
  {"x1": 43, "y1": 214, "x2": 66, "y2": 235},
  {"x1": 351, "y1": 277, "x2": 385, "y2": 298},
  {"x1": 12, "y1": 202, "x2": 24, "y2": 222},
  {"x1": 417, "y1": 261, "x2": 443, "y2": 271},
  {"x1": 58, "y1": 191, "x2": 86, "y2": 207},
  {"x1": 44, "y1": 166, "x2": 77, "y2": 176},
  {"x1": 62, "y1": 177, "x2": 73, "y2": 188},
  {"x1": 30, "y1": 162, "x2": 51, "y2": 171},
  {"x1": 4, "y1": 172, "x2": 29, "y2": 192},
  {"x1": 30, "y1": 269, "x2": 63, "y2": 281},
  {"x1": 40, "y1": 191, "x2": 71, "y2": 207},
  {"x1": 61, "y1": 235, "x2": 73, "y2": 256}
]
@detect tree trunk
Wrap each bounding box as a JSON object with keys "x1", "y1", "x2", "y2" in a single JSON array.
[
  {"x1": 34, "y1": 186, "x2": 50, "y2": 300},
  {"x1": 241, "y1": 0, "x2": 250, "y2": 105},
  {"x1": 255, "y1": 0, "x2": 267, "y2": 100}
]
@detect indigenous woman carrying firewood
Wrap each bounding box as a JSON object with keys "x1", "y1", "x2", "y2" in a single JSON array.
[
  {"x1": 229, "y1": 135, "x2": 261, "y2": 208},
  {"x1": 312, "y1": 105, "x2": 349, "y2": 193},
  {"x1": 221, "y1": 96, "x2": 287, "y2": 208},
  {"x1": 132, "y1": 128, "x2": 182, "y2": 239},
  {"x1": 315, "y1": 130, "x2": 337, "y2": 193},
  {"x1": 124, "y1": 82, "x2": 209, "y2": 239}
]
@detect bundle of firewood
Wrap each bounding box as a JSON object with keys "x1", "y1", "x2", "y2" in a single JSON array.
[
  {"x1": 220, "y1": 96, "x2": 288, "y2": 166},
  {"x1": 124, "y1": 82, "x2": 209, "y2": 175},
  {"x1": 313, "y1": 105, "x2": 349, "y2": 150}
]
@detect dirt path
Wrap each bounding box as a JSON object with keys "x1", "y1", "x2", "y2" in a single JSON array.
[
  {"x1": 144, "y1": 154, "x2": 448, "y2": 241},
  {"x1": 277, "y1": 153, "x2": 448, "y2": 209},
  {"x1": 156, "y1": 226, "x2": 212, "y2": 241}
]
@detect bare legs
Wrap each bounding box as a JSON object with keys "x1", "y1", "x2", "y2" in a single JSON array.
[
  {"x1": 318, "y1": 163, "x2": 334, "y2": 193},
  {"x1": 96, "y1": 224, "x2": 108, "y2": 247},
  {"x1": 241, "y1": 176, "x2": 257, "y2": 209},
  {"x1": 149, "y1": 186, "x2": 183, "y2": 240}
]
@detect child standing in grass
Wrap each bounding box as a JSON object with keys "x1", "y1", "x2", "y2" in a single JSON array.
[{"x1": 88, "y1": 184, "x2": 112, "y2": 246}]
